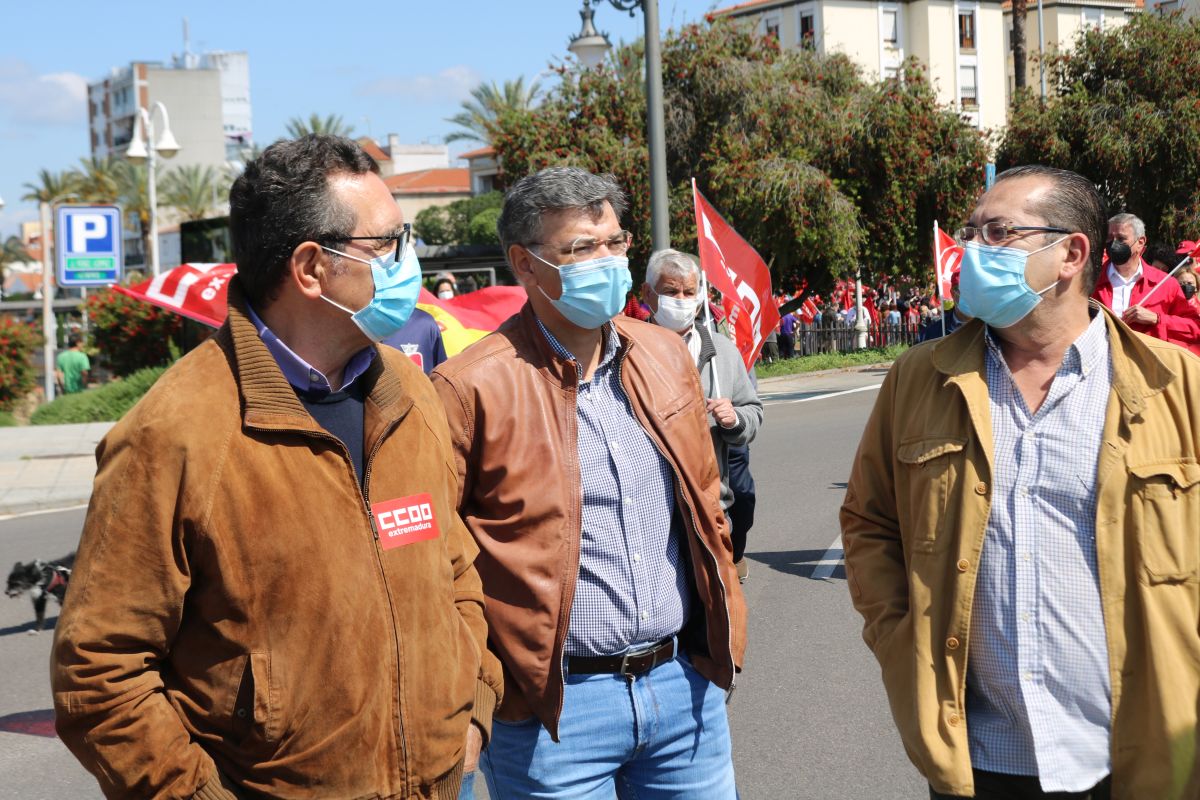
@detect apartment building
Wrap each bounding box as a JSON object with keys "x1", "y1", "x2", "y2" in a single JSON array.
[
  {"x1": 712, "y1": 0, "x2": 1010, "y2": 129},
  {"x1": 1003, "y1": 0, "x2": 1140, "y2": 94}
]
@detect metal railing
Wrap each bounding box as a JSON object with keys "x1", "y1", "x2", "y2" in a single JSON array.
[{"x1": 781, "y1": 320, "x2": 930, "y2": 356}]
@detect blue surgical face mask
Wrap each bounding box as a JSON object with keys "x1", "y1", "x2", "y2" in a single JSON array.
[
  {"x1": 320, "y1": 243, "x2": 421, "y2": 342},
  {"x1": 528, "y1": 249, "x2": 632, "y2": 330},
  {"x1": 957, "y1": 237, "x2": 1067, "y2": 328}
]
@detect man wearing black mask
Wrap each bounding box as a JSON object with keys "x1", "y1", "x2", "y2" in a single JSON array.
[{"x1": 1092, "y1": 212, "x2": 1200, "y2": 354}]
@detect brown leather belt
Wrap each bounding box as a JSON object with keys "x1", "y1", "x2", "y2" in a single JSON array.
[{"x1": 567, "y1": 637, "x2": 679, "y2": 676}]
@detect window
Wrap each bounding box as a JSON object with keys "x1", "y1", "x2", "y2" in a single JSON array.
[
  {"x1": 883, "y1": 66, "x2": 901, "y2": 81},
  {"x1": 959, "y1": 65, "x2": 978, "y2": 107},
  {"x1": 882, "y1": 9, "x2": 898, "y2": 45},
  {"x1": 958, "y1": 11, "x2": 976, "y2": 50},
  {"x1": 800, "y1": 12, "x2": 816, "y2": 49},
  {"x1": 762, "y1": 14, "x2": 781, "y2": 40},
  {"x1": 1083, "y1": 7, "x2": 1102, "y2": 30}
]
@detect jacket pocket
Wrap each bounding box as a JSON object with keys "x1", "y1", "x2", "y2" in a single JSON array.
[
  {"x1": 897, "y1": 437, "x2": 966, "y2": 553},
  {"x1": 1129, "y1": 460, "x2": 1200, "y2": 584},
  {"x1": 231, "y1": 651, "x2": 280, "y2": 743}
]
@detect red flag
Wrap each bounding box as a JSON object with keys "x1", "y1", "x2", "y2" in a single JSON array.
[
  {"x1": 114, "y1": 263, "x2": 525, "y2": 356},
  {"x1": 935, "y1": 224, "x2": 963, "y2": 303},
  {"x1": 798, "y1": 297, "x2": 818, "y2": 324},
  {"x1": 114, "y1": 262, "x2": 237, "y2": 327},
  {"x1": 692, "y1": 181, "x2": 780, "y2": 369}
]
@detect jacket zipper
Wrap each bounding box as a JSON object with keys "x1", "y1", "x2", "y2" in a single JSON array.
[
  {"x1": 616, "y1": 354, "x2": 737, "y2": 689},
  {"x1": 554, "y1": 363, "x2": 583, "y2": 735},
  {"x1": 246, "y1": 422, "x2": 410, "y2": 794}
]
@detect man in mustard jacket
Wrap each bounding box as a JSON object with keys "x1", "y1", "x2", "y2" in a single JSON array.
[
  {"x1": 842, "y1": 165, "x2": 1200, "y2": 799},
  {"x1": 51, "y1": 135, "x2": 500, "y2": 799}
]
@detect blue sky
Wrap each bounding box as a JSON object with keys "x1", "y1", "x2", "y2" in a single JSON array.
[{"x1": 0, "y1": 0, "x2": 722, "y2": 241}]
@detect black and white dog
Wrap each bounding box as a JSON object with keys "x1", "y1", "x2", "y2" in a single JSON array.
[{"x1": 5, "y1": 553, "x2": 74, "y2": 632}]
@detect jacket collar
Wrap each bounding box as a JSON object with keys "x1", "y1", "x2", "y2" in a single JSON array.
[
  {"x1": 930, "y1": 300, "x2": 1175, "y2": 421},
  {"x1": 694, "y1": 322, "x2": 718, "y2": 368},
  {"x1": 516, "y1": 303, "x2": 634, "y2": 388},
  {"x1": 225, "y1": 278, "x2": 412, "y2": 432}
]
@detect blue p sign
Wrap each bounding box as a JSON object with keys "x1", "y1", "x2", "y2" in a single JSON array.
[
  {"x1": 67, "y1": 213, "x2": 116, "y2": 253},
  {"x1": 57, "y1": 205, "x2": 123, "y2": 287}
]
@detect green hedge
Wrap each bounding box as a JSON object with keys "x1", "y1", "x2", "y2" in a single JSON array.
[{"x1": 30, "y1": 366, "x2": 167, "y2": 425}]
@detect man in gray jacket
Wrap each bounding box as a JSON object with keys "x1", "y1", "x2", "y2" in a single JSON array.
[{"x1": 642, "y1": 249, "x2": 763, "y2": 578}]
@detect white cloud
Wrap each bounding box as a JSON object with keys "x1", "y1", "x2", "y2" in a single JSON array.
[
  {"x1": 0, "y1": 59, "x2": 88, "y2": 126},
  {"x1": 356, "y1": 65, "x2": 482, "y2": 102}
]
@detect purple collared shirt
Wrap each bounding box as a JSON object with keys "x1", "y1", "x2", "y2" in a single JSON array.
[{"x1": 245, "y1": 303, "x2": 375, "y2": 395}]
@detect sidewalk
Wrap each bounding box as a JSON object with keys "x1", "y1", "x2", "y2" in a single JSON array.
[{"x1": 0, "y1": 423, "x2": 113, "y2": 518}]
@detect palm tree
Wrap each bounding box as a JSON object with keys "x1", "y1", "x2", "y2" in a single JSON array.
[
  {"x1": 114, "y1": 160, "x2": 153, "y2": 268},
  {"x1": 445, "y1": 77, "x2": 542, "y2": 145},
  {"x1": 20, "y1": 168, "x2": 82, "y2": 206},
  {"x1": 159, "y1": 164, "x2": 229, "y2": 222},
  {"x1": 0, "y1": 236, "x2": 31, "y2": 300},
  {"x1": 74, "y1": 156, "x2": 122, "y2": 203},
  {"x1": 285, "y1": 113, "x2": 354, "y2": 139}
]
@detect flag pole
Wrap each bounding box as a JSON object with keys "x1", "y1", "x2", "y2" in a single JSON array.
[
  {"x1": 1132, "y1": 251, "x2": 1197, "y2": 310},
  {"x1": 694, "y1": 177, "x2": 721, "y2": 399},
  {"x1": 935, "y1": 220, "x2": 946, "y2": 339}
]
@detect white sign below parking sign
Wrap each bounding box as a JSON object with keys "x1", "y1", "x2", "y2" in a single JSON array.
[{"x1": 56, "y1": 205, "x2": 123, "y2": 287}]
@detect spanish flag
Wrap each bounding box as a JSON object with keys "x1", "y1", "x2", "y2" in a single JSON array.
[{"x1": 415, "y1": 286, "x2": 527, "y2": 356}]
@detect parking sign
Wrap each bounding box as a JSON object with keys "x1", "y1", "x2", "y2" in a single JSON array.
[{"x1": 56, "y1": 205, "x2": 123, "y2": 287}]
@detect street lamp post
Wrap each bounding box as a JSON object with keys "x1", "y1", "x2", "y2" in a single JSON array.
[
  {"x1": 125, "y1": 101, "x2": 180, "y2": 276},
  {"x1": 569, "y1": 0, "x2": 670, "y2": 252}
]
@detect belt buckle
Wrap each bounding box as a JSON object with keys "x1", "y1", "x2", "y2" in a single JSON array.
[{"x1": 619, "y1": 637, "x2": 676, "y2": 676}]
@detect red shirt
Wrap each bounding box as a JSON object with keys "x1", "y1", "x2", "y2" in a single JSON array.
[{"x1": 1093, "y1": 259, "x2": 1200, "y2": 355}]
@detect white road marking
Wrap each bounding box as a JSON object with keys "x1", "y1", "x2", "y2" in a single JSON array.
[
  {"x1": 810, "y1": 534, "x2": 844, "y2": 581},
  {"x1": 763, "y1": 383, "x2": 883, "y2": 406},
  {"x1": 0, "y1": 503, "x2": 88, "y2": 522}
]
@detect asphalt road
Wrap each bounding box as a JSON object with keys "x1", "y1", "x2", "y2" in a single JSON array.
[{"x1": 0, "y1": 366, "x2": 927, "y2": 799}]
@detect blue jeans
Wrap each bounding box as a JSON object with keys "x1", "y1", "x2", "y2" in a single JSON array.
[
  {"x1": 458, "y1": 769, "x2": 476, "y2": 799},
  {"x1": 480, "y1": 654, "x2": 737, "y2": 799}
]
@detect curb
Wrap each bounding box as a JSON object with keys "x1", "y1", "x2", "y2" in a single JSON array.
[{"x1": 758, "y1": 361, "x2": 895, "y2": 386}]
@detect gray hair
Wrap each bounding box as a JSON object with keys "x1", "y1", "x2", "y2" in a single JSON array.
[
  {"x1": 645, "y1": 248, "x2": 700, "y2": 289},
  {"x1": 496, "y1": 166, "x2": 629, "y2": 257},
  {"x1": 1109, "y1": 212, "x2": 1145, "y2": 240}
]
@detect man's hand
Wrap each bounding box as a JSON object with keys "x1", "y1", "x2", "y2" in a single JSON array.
[
  {"x1": 464, "y1": 722, "x2": 484, "y2": 773},
  {"x1": 1122, "y1": 305, "x2": 1159, "y2": 326},
  {"x1": 706, "y1": 397, "x2": 738, "y2": 429}
]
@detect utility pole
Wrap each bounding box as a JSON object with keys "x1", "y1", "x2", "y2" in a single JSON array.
[
  {"x1": 1013, "y1": 0, "x2": 1029, "y2": 91},
  {"x1": 40, "y1": 200, "x2": 56, "y2": 402}
]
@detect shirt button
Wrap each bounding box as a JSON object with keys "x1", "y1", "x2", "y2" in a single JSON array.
[
  {"x1": 946, "y1": 637, "x2": 960, "y2": 650},
  {"x1": 948, "y1": 713, "x2": 960, "y2": 726},
  {"x1": 956, "y1": 559, "x2": 970, "y2": 572},
  {"x1": 1023, "y1": 552, "x2": 1032, "y2": 562},
  {"x1": 623, "y1": 497, "x2": 633, "y2": 506},
  {"x1": 1023, "y1": 671, "x2": 1034, "y2": 681},
  {"x1": 309, "y1": 370, "x2": 320, "y2": 382},
  {"x1": 1021, "y1": 612, "x2": 1031, "y2": 622},
  {"x1": 236, "y1": 708, "x2": 247, "y2": 719},
  {"x1": 1020, "y1": 487, "x2": 1029, "y2": 496},
  {"x1": 610, "y1": 441, "x2": 621, "y2": 450},
  {"x1": 640, "y1": 611, "x2": 649, "y2": 621},
  {"x1": 632, "y1": 553, "x2": 642, "y2": 563},
  {"x1": 974, "y1": 481, "x2": 987, "y2": 495}
]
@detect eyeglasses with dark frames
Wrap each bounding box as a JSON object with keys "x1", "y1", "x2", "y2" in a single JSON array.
[
  {"x1": 529, "y1": 230, "x2": 633, "y2": 263},
  {"x1": 321, "y1": 223, "x2": 412, "y2": 262},
  {"x1": 955, "y1": 222, "x2": 1071, "y2": 247}
]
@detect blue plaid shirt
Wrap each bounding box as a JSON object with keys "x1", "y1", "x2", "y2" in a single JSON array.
[
  {"x1": 967, "y1": 312, "x2": 1113, "y2": 792},
  {"x1": 535, "y1": 319, "x2": 690, "y2": 658}
]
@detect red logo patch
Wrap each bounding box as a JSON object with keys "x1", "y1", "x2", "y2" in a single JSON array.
[{"x1": 373, "y1": 493, "x2": 440, "y2": 550}]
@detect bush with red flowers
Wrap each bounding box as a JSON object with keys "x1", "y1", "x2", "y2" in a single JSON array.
[
  {"x1": 86, "y1": 283, "x2": 182, "y2": 377},
  {"x1": 0, "y1": 315, "x2": 43, "y2": 410}
]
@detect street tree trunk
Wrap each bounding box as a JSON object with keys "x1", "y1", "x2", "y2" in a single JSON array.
[{"x1": 1013, "y1": 0, "x2": 1028, "y2": 90}]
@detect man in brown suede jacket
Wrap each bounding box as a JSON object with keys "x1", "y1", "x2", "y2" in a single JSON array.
[{"x1": 51, "y1": 135, "x2": 501, "y2": 799}]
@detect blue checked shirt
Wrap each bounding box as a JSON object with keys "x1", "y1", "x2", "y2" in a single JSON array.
[
  {"x1": 535, "y1": 319, "x2": 690, "y2": 658},
  {"x1": 967, "y1": 312, "x2": 1113, "y2": 792}
]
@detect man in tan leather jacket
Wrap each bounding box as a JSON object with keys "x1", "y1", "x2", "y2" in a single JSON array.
[
  {"x1": 432, "y1": 166, "x2": 747, "y2": 798},
  {"x1": 842, "y1": 165, "x2": 1200, "y2": 799},
  {"x1": 51, "y1": 135, "x2": 501, "y2": 799}
]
